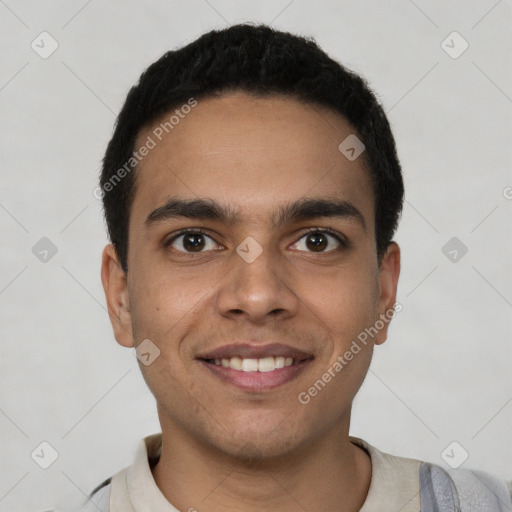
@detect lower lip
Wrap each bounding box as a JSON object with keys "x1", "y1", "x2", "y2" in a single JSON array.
[{"x1": 198, "y1": 359, "x2": 313, "y2": 392}]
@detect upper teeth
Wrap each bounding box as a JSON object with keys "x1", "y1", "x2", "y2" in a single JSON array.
[{"x1": 212, "y1": 356, "x2": 294, "y2": 372}]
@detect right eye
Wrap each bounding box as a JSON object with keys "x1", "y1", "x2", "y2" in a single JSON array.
[{"x1": 165, "y1": 230, "x2": 223, "y2": 253}]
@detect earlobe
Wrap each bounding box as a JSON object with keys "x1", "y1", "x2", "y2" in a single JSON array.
[
  {"x1": 375, "y1": 242, "x2": 401, "y2": 345},
  {"x1": 100, "y1": 244, "x2": 134, "y2": 348}
]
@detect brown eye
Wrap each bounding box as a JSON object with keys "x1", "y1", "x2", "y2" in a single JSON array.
[
  {"x1": 291, "y1": 230, "x2": 344, "y2": 253},
  {"x1": 183, "y1": 233, "x2": 206, "y2": 252},
  {"x1": 167, "y1": 231, "x2": 219, "y2": 253},
  {"x1": 306, "y1": 232, "x2": 328, "y2": 252}
]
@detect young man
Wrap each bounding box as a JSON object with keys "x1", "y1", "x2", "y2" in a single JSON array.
[{"x1": 84, "y1": 23, "x2": 511, "y2": 511}]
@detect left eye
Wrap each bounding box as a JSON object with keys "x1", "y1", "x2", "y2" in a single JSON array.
[{"x1": 291, "y1": 231, "x2": 343, "y2": 253}]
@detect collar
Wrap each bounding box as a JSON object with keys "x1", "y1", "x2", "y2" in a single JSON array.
[
  {"x1": 110, "y1": 433, "x2": 421, "y2": 511},
  {"x1": 350, "y1": 436, "x2": 420, "y2": 511}
]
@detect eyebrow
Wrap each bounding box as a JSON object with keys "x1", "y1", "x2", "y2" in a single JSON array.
[{"x1": 145, "y1": 197, "x2": 366, "y2": 231}]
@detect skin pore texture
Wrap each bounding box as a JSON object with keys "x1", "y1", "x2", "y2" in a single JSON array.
[{"x1": 101, "y1": 92, "x2": 401, "y2": 512}]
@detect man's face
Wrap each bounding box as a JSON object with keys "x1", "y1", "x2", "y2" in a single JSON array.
[{"x1": 103, "y1": 92, "x2": 399, "y2": 459}]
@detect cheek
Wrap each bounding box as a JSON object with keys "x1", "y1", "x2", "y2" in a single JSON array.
[
  {"x1": 128, "y1": 258, "x2": 221, "y2": 343},
  {"x1": 296, "y1": 260, "x2": 380, "y2": 330}
]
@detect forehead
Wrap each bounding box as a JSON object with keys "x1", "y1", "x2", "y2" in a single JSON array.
[{"x1": 130, "y1": 92, "x2": 374, "y2": 228}]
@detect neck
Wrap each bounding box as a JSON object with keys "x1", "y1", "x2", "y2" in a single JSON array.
[{"x1": 151, "y1": 418, "x2": 372, "y2": 512}]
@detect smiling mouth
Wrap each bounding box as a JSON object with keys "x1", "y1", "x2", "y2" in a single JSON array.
[
  {"x1": 199, "y1": 355, "x2": 314, "y2": 391},
  {"x1": 203, "y1": 355, "x2": 297, "y2": 372}
]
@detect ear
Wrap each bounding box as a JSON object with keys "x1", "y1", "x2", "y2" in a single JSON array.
[
  {"x1": 374, "y1": 242, "x2": 401, "y2": 346},
  {"x1": 101, "y1": 244, "x2": 134, "y2": 348}
]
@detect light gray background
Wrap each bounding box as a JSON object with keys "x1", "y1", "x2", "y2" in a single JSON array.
[{"x1": 1, "y1": 1, "x2": 511, "y2": 510}]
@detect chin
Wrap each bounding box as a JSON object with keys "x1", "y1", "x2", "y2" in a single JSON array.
[{"x1": 213, "y1": 423, "x2": 306, "y2": 464}]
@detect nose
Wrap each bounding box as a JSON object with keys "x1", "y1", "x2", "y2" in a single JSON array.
[{"x1": 216, "y1": 244, "x2": 299, "y2": 324}]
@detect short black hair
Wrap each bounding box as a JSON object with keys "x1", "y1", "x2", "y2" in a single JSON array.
[{"x1": 100, "y1": 23, "x2": 404, "y2": 273}]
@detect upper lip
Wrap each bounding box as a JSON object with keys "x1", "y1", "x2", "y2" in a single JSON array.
[{"x1": 197, "y1": 343, "x2": 313, "y2": 361}]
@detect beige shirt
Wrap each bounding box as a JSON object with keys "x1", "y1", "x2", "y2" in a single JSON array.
[{"x1": 85, "y1": 433, "x2": 422, "y2": 511}]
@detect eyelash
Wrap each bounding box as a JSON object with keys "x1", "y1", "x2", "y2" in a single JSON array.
[
  {"x1": 163, "y1": 228, "x2": 214, "y2": 248},
  {"x1": 163, "y1": 227, "x2": 349, "y2": 252},
  {"x1": 294, "y1": 227, "x2": 349, "y2": 250}
]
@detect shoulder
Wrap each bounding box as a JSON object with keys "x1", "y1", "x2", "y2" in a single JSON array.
[
  {"x1": 351, "y1": 436, "x2": 512, "y2": 511},
  {"x1": 420, "y1": 461, "x2": 512, "y2": 510}
]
